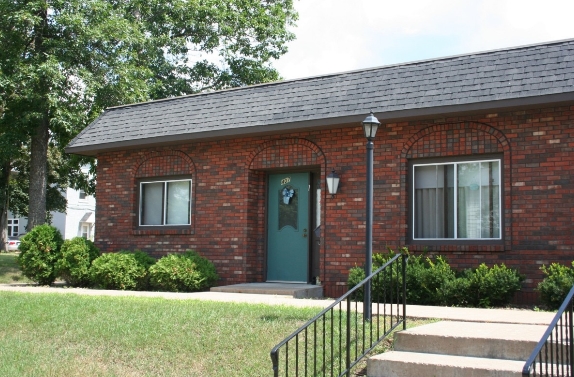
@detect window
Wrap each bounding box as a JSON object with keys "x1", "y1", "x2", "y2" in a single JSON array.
[
  {"x1": 412, "y1": 159, "x2": 501, "y2": 240},
  {"x1": 7, "y1": 219, "x2": 18, "y2": 237},
  {"x1": 139, "y1": 179, "x2": 191, "y2": 226},
  {"x1": 79, "y1": 190, "x2": 87, "y2": 200},
  {"x1": 81, "y1": 224, "x2": 90, "y2": 239}
]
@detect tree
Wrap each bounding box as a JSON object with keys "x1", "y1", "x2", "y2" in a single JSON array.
[{"x1": 0, "y1": 0, "x2": 297, "y2": 230}]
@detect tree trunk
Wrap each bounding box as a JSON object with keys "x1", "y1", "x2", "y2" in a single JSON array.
[
  {"x1": 0, "y1": 161, "x2": 10, "y2": 251},
  {"x1": 27, "y1": 4, "x2": 49, "y2": 232},
  {"x1": 27, "y1": 115, "x2": 49, "y2": 230}
]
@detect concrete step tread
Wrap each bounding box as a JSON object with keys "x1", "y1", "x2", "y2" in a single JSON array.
[
  {"x1": 405, "y1": 305, "x2": 554, "y2": 325},
  {"x1": 399, "y1": 320, "x2": 547, "y2": 342},
  {"x1": 368, "y1": 351, "x2": 525, "y2": 377},
  {"x1": 394, "y1": 321, "x2": 546, "y2": 360},
  {"x1": 210, "y1": 283, "x2": 323, "y2": 298}
]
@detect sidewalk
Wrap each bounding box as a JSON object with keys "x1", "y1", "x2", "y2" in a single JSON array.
[{"x1": 0, "y1": 283, "x2": 556, "y2": 326}]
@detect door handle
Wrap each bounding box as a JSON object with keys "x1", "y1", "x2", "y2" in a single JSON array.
[{"x1": 303, "y1": 228, "x2": 308, "y2": 238}]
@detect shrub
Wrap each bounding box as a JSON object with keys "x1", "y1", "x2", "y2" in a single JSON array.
[
  {"x1": 347, "y1": 265, "x2": 366, "y2": 301},
  {"x1": 17, "y1": 225, "x2": 64, "y2": 285},
  {"x1": 441, "y1": 276, "x2": 472, "y2": 307},
  {"x1": 444, "y1": 264, "x2": 524, "y2": 308},
  {"x1": 119, "y1": 250, "x2": 156, "y2": 290},
  {"x1": 347, "y1": 248, "x2": 407, "y2": 303},
  {"x1": 347, "y1": 249, "x2": 524, "y2": 308},
  {"x1": 406, "y1": 255, "x2": 456, "y2": 305},
  {"x1": 538, "y1": 262, "x2": 574, "y2": 310},
  {"x1": 56, "y1": 237, "x2": 100, "y2": 287},
  {"x1": 121, "y1": 250, "x2": 156, "y2": 270},
  {"x1": 90, "y1": 253, "x2": 147, "y2": 290},
  {"x1": 149, "y1": 250, "x2": 218, "y2": 292}
]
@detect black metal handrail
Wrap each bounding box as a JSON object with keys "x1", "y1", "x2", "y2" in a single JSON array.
[
  {"x1": 523, "y1": 285, "x2": 574, "y2": 376},
  {"x1": 270, "y1": 253, "x2": 407, "y2": 377}
]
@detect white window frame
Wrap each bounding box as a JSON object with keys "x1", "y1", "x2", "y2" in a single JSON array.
[
  {"x1": 81, "y1": 224, "x2": 90, "y2": 239},
  {"x1": 7, "y1": 219, "x2": 19, "y2": 237},
  {"x1": 411, "y1": 158, "x2": 502, "y2": 241},
  {"x1": 139, "y1": 178, "x2": 192, "y2": 227}
]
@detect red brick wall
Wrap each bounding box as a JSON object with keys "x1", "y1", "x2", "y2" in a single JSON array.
[{"x1": 95, "y1": 104, "x2": 574, "y2": 301}]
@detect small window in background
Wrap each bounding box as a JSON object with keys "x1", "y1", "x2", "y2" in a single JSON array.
[
  {"x1": 7, "y1": 219, "x2": 19, "y2": 237},
  {"x1": 81, "y1": 224, "x2": 90, "y2": 239},
  {"x1": 412, "y1": 159, "x2": 501, "y2": 240},
  {"x1": 79, "y1": 190, "x2": 87, "y2": 200}
]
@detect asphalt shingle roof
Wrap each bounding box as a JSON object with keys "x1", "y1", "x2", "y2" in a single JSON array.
[{"x1": 67, "y1": 39, "x2": 574, "y2": 155}]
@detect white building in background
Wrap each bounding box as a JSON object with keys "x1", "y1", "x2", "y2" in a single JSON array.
[{"x1": 7, "y1": 186, "x2": 95, "y2": 241}]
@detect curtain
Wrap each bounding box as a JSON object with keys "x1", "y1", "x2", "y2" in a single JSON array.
[
  {"x1": 142, "y1": 182, "x2": 163, "y2": 225},
  {"x1": 166, "y1": 181, "x2": 191, "y2": 225}
]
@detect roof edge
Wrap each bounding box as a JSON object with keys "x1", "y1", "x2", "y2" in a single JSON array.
[
  {"x1": 66, "y1": 92, "x2": 574, "y2": 156},
  {"x1": 101, "y1": 38, "x2": 574, "y2": 112}
]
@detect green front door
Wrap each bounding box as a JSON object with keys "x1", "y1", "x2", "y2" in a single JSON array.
[{"x1": 267, "y1": 172, "x2": 310, "y2": 282}]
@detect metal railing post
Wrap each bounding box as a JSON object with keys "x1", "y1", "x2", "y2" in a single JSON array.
[
  {"x1": 570, "y1": 300, "x2": 573, "y2": 377},
  {"x1": 346, "y1": 297, "x2": 351, "y2": 377},
  {"x1": 402, "y1": 254, "x2": 407, "y2": 330}
]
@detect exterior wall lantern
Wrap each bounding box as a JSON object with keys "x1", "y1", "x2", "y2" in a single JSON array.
[
  {"x1": 362, "y1": 111, "x2": 380, "y2": 321},
  {"x1": 326, "y1": 169, "x2": 340, "y2": 197}
]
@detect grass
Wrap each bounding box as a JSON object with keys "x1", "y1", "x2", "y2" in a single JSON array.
[
  {"x1": 0, "y1": 253, "x2": 434, "y2": 376},
  {"x1": 0, "y1": 252, "x2": 31, "y2": 284},
  {"x1": 0, "y1": 292, "x2": 326, "y2": 377}
]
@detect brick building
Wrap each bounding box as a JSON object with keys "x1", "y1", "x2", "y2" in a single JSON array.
[{"x1": 66, "y1": 39, "x2": 574, "y2": 301}]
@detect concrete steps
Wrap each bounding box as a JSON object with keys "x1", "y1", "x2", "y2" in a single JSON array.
[
  {"x1": 367, "y1": 320, "x2": 548, "y2": 377},
  {"x1": 210, "y1": 282, "x2": 323, "y2": 298}
]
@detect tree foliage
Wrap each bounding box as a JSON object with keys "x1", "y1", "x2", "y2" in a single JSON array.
[{"x1": 0, "y1": 0, "x2": 297, "y2": 230}]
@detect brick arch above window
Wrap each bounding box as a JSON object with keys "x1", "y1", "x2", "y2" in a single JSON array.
[
  {"x1": 400, "y1": 122, "x2": 512, "y2": 252},
  {"x1": 134, "y1": 150, "x2": 195, "y2": 178},
  {"x1": 401, "y1": 122, "x2": 510, "y2": 159},
  {"x1": 248, "y1": 138, "x2": 326, "y2": 170}
]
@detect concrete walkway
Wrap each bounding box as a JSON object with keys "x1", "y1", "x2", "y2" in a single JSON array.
[{"x1": 0, "y1": 283, "x2": 556, "y2": 326}]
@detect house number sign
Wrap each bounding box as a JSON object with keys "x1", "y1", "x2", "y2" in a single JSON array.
[{"x1": 281, "y1": 177, "x2": 291, "y2": 185}]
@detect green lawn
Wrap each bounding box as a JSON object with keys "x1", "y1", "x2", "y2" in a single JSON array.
[
  {"x1": 0, "y1": 252, "x2": 31, "y2": 284},
  {"x1": 0, "y1": 253, "x2": 431, "y2": 376},
  {"x1": 0, "y1": 292, "x2": 324, "y2": 377}
]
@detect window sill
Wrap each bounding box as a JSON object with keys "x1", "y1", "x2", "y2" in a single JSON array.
[
  {"x1": 407, "y1": 242, "x2": 506, "y2": 253},
  {"x1": 132, "y1": 228, "x2": 194, "y2": 236}
]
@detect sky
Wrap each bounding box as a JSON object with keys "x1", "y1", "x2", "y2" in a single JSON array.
[{"x1": 273, "y1": 0, "x2": 574, "y2": 80}]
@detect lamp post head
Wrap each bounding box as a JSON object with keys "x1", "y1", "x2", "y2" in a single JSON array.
[{"x1": 362, "y1": 112, "x2": 381, "y2": 141}]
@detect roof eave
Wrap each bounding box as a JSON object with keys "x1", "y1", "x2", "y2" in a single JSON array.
[{"x1": 65, "y1": 92, "x2": 574, "y2": 157}]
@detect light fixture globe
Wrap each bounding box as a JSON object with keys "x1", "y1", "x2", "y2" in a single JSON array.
[
  {"x1": 326, "y1": 169, "x2": 340, "y2": 196},
  {"x1": 362, "y1": 112, "x2": 381, "y2": 140}
]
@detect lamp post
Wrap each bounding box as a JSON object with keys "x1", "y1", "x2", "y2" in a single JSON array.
[{"x1": 362, "y1": 112, "x2": 380, "y2": 321}]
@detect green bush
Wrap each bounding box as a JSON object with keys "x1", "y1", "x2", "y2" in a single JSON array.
[
  {"x1": 444, "y1": 264, "x2": 524, "y2": 308},
  {"x1": 56, "y1": 237, "x2": 100, "y2": 287},
  {"x1": 149, "y1": 250, "x2": 218, "y2": 292},
  {"x1": 119, "y1": 250, "x2": 156, "y2": 290},
  {"x1": 17, "y1": 225, "x2": 64, "y2": 285},
  {"x1": 537, "y1": 262, "x2": 574, "y2": 310},
  {"x1": 406, "y1": 255, "x2": 456, "y2": 305},
  {"x1": 121, "y1": 250, "x2": 156, "y2": 270},
  {"x1": 347, "y1": 265, "x2": 366, "y2": 301},
  {"x1": 347, "y1": 248, "x2": 407, "y2": 303},
  {"x1": 90, "y1": 253, "x2": 147, "y2": 290},
  {"x1": 348, "y1": 249, "x2": 524, "y2": 308},
  {"x1": 466, "y1": 263, "x2": 524, "y2": 308},
  {"x1": 441, "y1": 276, "x2": 472, "y2": 307}
]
